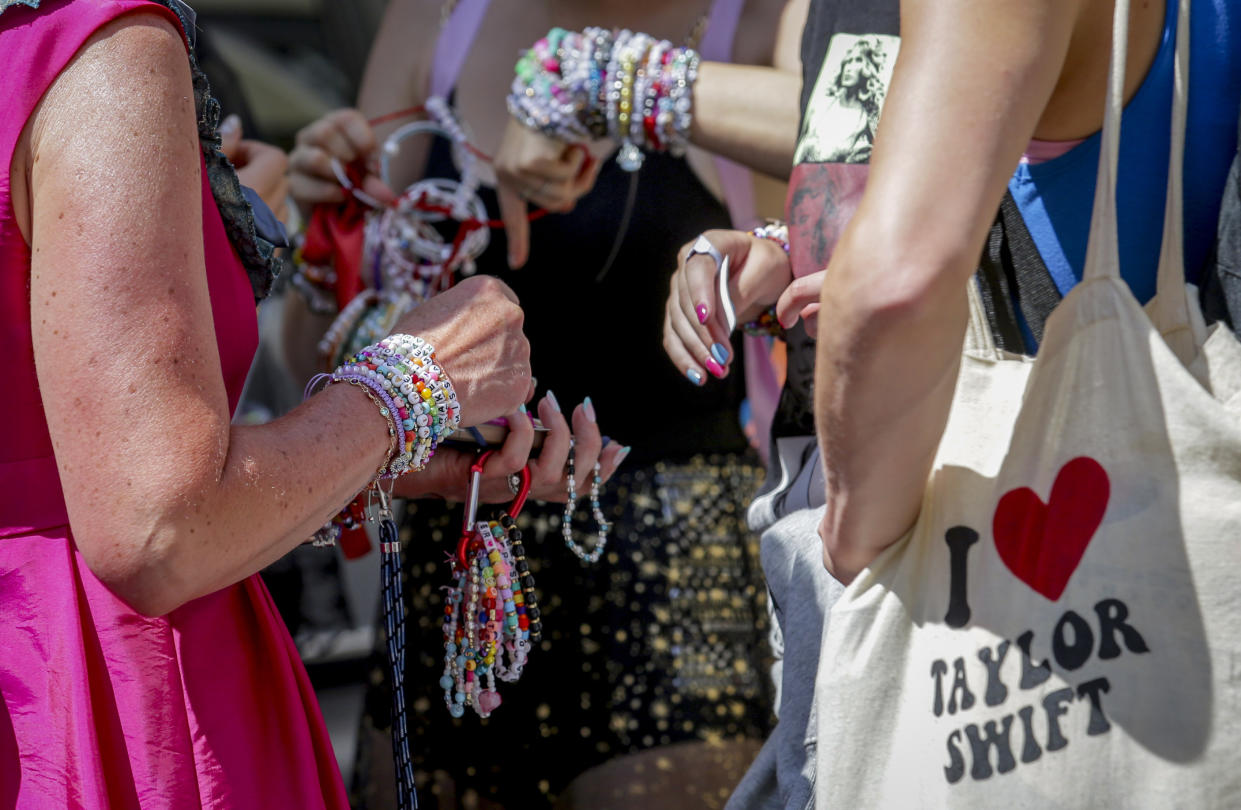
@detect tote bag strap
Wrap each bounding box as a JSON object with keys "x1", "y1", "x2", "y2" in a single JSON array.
[
  {"x1": 1082, "y1": 0, "x2": 1204, "y2": 364},
  {"x1": 1148, "y1": 0, "x2": 1208, "y2": 361},
  {"x1": 965, "y1": 276, "x2": 1000, "y2": 357}
]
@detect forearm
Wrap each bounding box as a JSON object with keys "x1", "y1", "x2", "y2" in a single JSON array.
[
  {"x1": 280, "y1": 285, "x2": 335, "y2": 383},
  {"x1": 84, "y1": 382, "x2": 388, "y2": 615},
  {"x1": 691, "y1": 63, "x2": 801, "y2": 179},
  {"x1": 813, "y1": 222, "x2": 969, "y2": 581},
  {"x1": 811, "y1": 0, "x2": 1085, "y2": 581}
]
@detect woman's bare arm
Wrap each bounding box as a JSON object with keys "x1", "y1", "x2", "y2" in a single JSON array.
[
  {"x1": 811, "y1": 0, "x2": 1164, "y2": 582},
  {"x1": 689, "y1": 0, "x2": 808, "y2": 178},
  {"x1": 25, "y1": 14, "x2": 527, "y2": 616}
]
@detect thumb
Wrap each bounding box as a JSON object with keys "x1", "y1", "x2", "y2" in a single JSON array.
[
  {"x1": 498, "y1": 184, "x2": 531, "y2": 269},
  {"x1": 219, "y1": 114, "x2": 242, "y2": 162},
  {"x1": 360, "y1": 173, "x2": 399, "y2": 207},
  {"x1": 775, "y1": 272, "x2": 824, "y2": 329}
]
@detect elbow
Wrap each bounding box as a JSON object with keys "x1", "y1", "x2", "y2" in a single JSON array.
[
  {"x1": 76, "y1": 528, "x2": 191, "y2": 617},
  {"x1": 830, "y1": 213, "x2": 980, "y2": 327},
  {"x1": 816, "y1": 502, "x2": 874, "y2": 587}
]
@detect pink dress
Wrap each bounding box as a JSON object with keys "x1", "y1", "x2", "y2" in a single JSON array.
[{"x1": 0, "y1": 1, "x2": 349, "y2": 807}]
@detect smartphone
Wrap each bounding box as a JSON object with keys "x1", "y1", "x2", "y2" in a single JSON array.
[{"x1": 444, "y1": 418, "x2": 548, "y2": 449}]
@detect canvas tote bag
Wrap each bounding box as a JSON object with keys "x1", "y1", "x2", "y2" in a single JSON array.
[{"x1": 812, "y1": 0, "x2": 1241, "y2": 806}]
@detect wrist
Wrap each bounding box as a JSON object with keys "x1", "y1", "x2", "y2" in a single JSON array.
[
  {"x1": 508, "y1": 27, "x2": 700, "y2": 172},
  {"x1": 734, "y1": 224, "x2": 792, "y2": 331}
]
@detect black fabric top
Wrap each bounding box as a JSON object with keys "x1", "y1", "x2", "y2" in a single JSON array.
[
  {"x1": 774, "y1": 0, "x2": 900, "y2": 442},
  {"x1": 425, "y1": 136, "x2": 748, "y2": 465}
]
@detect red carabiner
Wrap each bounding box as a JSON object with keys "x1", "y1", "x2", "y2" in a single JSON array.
[{"x1": 454, "y1": 451, "x2": 532, "y2": 571}]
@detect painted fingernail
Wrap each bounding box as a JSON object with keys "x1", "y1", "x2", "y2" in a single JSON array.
[
  {"x1": 601, "y1": 435, "x2": 612, "y2": 447},
  {"x1": 710, "y1": 342, "x2": 730, "y2": 365},
  {"x1": 519, "y1": 402, "x2": 528, "y2": 415},
  {"x1": 686, "y1": 368, "x2": 704, "y2": 386},
  {"x1": 546, "y1": 390, "x2": 560, "y2": 413},
  {"x1": 696, "y1": 304, "x2": 709, "y2": 324},
  {"x1": 582, "y1": 396, "x2": 597, "y2": 423},
  {"x1": 220, "y1": 113, "x2": 240, "y2": 136},
  {"x1": 704, "y1": 358, "x2": 726, "y2": 378},
  {"x1": 616, "y1": 446, "x2": 632, "y2": 465}
]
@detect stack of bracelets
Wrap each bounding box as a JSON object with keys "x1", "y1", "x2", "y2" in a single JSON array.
[
  {"x1": 307, "y1": 332, "x2": 461, "y2": 548},
  {"x1": 297, "y1": 98, "x2": 491, "y2": 368},
  {"x1": 744, "y1": 221, "x2": 790, "y2": 338},
  {"x1": 507, "y1": 27, "x2": 701, "y2": 172},
  {"x1": 441, "y1": 515, "x2": 537, "y2": 719}
]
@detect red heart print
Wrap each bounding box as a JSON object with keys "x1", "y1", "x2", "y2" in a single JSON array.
[{"x1": 992, "y1": 457, "x2": 1110, "y2": 601}]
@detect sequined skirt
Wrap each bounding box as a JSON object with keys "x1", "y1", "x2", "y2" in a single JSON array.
[{"x1": 351, "y1": 453, "x2": 773, "y2": 809}]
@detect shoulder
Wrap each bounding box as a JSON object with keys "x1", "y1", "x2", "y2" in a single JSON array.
[
  {"x1": 33, "y1": 8, "x2": 190, "y2": 146},
  {"x1": 48, "y1": 6, "x2": 187, "y2": 97},
  {"x1": 362, "y1": 0, "x2": 444, "y2": 106}
]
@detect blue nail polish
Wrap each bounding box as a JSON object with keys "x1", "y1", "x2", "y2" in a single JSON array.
[
  {"x1": 686, "y1": 368, "x2": 704, "y2": 386},
  {"x1": 710, "y1": 342, "x2": 730, "y2": 365},
  {"x1": 601, "y1": 436, "x2": 612, "y2": 447}
]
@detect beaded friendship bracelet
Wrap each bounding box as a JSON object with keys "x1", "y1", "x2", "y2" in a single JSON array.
[
  {"x1": 744, "y1": 222, "x2": 791, "y2": 339},
  {"x1": 508, "y1": 26, "x2": 701, "y2": 172},
  {"x1": 306, "y1": 333, "x2": 459, "y2": 547},
  {"x1": 561, "y1": 437, "x2": 611, "y2": 564}
]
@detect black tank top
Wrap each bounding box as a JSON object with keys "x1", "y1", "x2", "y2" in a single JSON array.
[{"x1": 424, "y1": 134, "x2": 749, "y2": 464}]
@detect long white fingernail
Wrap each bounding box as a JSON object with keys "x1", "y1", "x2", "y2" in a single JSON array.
[{"x1": 546, "y1": 390, "x2": 560, "y2": 413}]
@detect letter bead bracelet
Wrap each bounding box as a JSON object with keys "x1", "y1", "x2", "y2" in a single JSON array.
[{"x1": 306, "y1": 333, "x2": 459, "y2": 546}]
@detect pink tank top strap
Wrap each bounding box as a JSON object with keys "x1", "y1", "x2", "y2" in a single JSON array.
[{"x1": 429, "y1": 0, "x2": 493, "y2": 99}]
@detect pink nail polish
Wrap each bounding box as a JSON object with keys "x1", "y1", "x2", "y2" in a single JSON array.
[
  {"x1": 704, "y1": 358, "x2": 726, "y2": 378},
  {"x1": 696, "y1": 304, "x2": 709, "y2": 324}
]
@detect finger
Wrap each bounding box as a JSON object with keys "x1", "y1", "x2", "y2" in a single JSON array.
[
  {"x1": 289, "y1": 145, "x2": 342, "y2": 184},
  {"x1": 295, "y1": 110, "x2": 369, "y2": 161},
  {"x1": 664, "y1": 293, "x2": 707, "y2": 386},
  {"x1": 302, "y1": 118, "x2": 357, "y2": 163},
  {"x1": 288, "y1": 174, "x2": 346, "y2": 207},
  {"x1": 238, "y1": 140, "x2": 289, "y2": 180},
  {"x1": 595, "y1": 440, "x2": 629, "y2": 485},
  {"x1": 491, "y1": 407, "x2": 534, "y2": 477},
  {"x1": 497, "y1": 184, "x2": 531, "y2": 269},
  {"x1": 568, "y1": 153, "x2": 603, "y2": 199},
  {"x1": 219, "y1": 114, "x2": 242, "y2": 161},
  {"x1": 548, "y1": 144, "x2": 586, "y2": 181},
  {"x1": 801, "y1": 304, "x2": 821, "y2": 339},
  {"x1": 680, "y1": 252, "x2": 734, "y2": 370},
  {"x1": 775, "y1": 272, "x2": 824, "y2": 329},
  {"x1": 334, "y1": 110, "x2": 378, "y2": 160},
  {"x1": 359, "y1": 173, "x2": 398, "y2": 206},
  {"x1": 526, "y1": 155, "x2": 581, "y2": 184},
  {"x1": 504, "y1": 171, "x2": 574, "y2": 212},
  {"x1": 569, "y1": 399, "x2": 603, "y2": 491},
  {"x1": 672, "y1": 273, "x2": 727, "y2": 379},
  {"x1": 528, "y1": 391, "x2": 570, "y2": 501}
]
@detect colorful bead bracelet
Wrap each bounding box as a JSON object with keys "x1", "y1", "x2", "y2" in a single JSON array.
[
  {"x1": 508, "y1": 26, "x2": 701, "y2": 171},
  {"x1": 744, "y1": 222, "x2": 791, "y2": 338}
]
